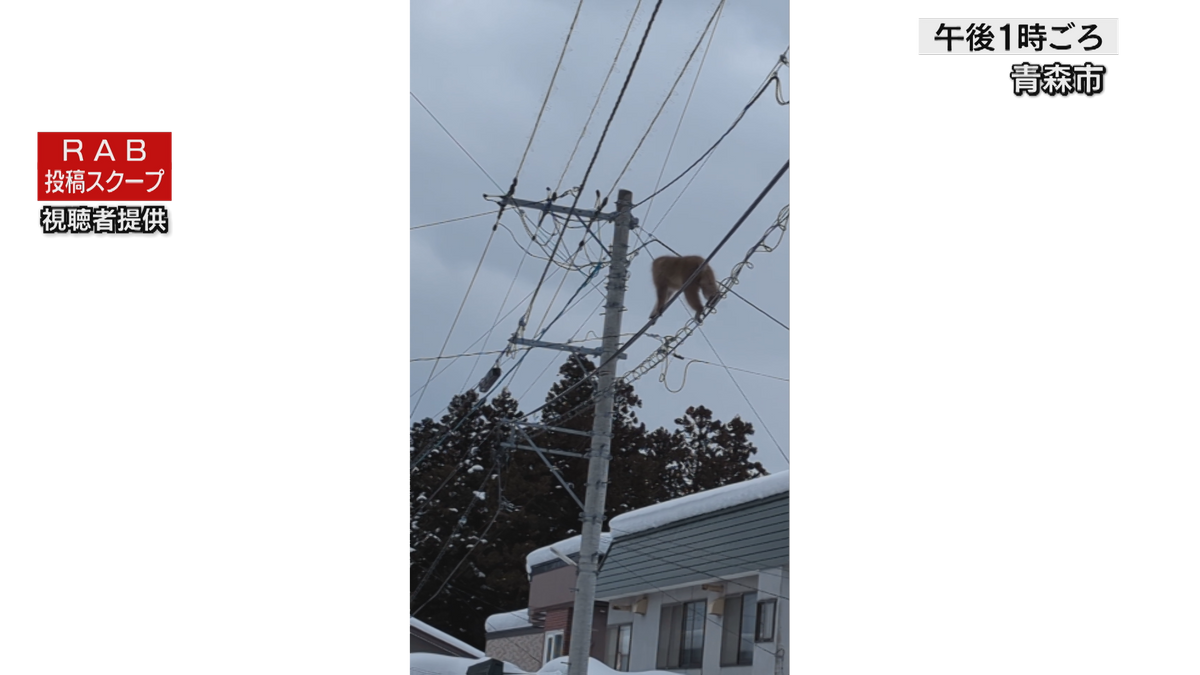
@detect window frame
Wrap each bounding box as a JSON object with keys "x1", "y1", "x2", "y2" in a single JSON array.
[
  {"x1": 678, "y1": 599, "x2": 706, "y2": 669},
  {"x1": 754, "y1": 599, "x2": 777, "y2": 643},
  {"x1": 656, "y1": 599, "x2": 707, "y2": 670},
  {"x1": 544, "y1": 629, "x2": 565, "y2": 664},
  {"x1": 719, "y1": 592, "x2": 758, "y2": 667},
  {"x1": 605, "y1": 623, "x2": 633, "y2": 672}
]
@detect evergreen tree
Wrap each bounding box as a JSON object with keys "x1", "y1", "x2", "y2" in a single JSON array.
[
  {"x1": 410, "y1": 388, "x2": 522, "y2": 647},
  {"x1": 667, "y1": 405, "x2": 767, "y2": 493},
  {"x1": 410, "y1": 359, "x2": 771, "y2": 648}
]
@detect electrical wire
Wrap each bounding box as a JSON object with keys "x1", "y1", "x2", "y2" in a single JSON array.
[
  {"x1": 411, "y1": 461, "x2": 499, "y2": 604},
  {"x1": 726, "y1": 288, "x2": 788, "y2": 331},
  {"x1": 633, "y1": 47, "x2": 790, "y2": 211},
  {"x1": 414, "y1": 468, "x2": 507, "y2": 616},
  {"x1": 514, "y1": 0, "x2": 586, "y2": 181},
  {"x1": 695, "y1": 327, "x2": 788, "y2": 465},
  {"x1": 411, "y1": 92, "x2": 502, "y2": 191},
  {"x1": 516, "y1": 0, "x2": 664, "y2": 350},
  {"x1": 554, "y1": 0, "x2": 644, "y2": 193},
  {"x1": 605, "y1": 0, "x2": 726, "y2": 198},
  {"x1": 410, "y1": 225, "x2": 500, "y2": 417},
  {"x1": 637, "y1": 0, "x2": 725, "y2": 230},
  {"x1": 411, "y1": 210, "x2": 498, "y2": 231},
  {"x1": 513, "y1": 159, "x2": 788, "y2": 427}
]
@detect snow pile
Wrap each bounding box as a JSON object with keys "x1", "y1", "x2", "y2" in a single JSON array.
[
  {"x1": 411, "y1": 654, "x2": 524, "y2": 675},
  {"x1": 607, "y1": 471, "x2": 789, "y2": 536},
  {"x1": 411, "y1": 654, "x2": 488, "y2": 675},
  {"x1": 538, "y1": 656, "x2": 675, "y2": 675},
  {"x1": 411, "y1": 617, "x2": 485, "y2": 658},
  {"x1": 525, "y1": 533, "x2": 613, "y2": 574},
  {"x1": 485, "y1": 608, "x2": 532, "y2": 633}
]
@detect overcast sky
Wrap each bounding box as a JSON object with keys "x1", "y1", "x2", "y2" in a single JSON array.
[{"x1": 409, "y1": 0, "x2": 791, "y2": 473}]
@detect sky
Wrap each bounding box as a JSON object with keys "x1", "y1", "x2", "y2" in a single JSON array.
[{"x1": 409, "y1": 0, "x2": 792, "y2": 475}]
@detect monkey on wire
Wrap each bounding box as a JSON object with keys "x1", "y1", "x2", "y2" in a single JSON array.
[{"x1": 648, "y1": 255, "x2": 719, "y2": 322}]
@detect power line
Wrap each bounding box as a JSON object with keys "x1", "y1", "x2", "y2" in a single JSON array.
[
  {"x1": 425, "y1": 0, "x2": 668, "y2": 465},
  {"x1": 411, "y1": 334, "x2": 627, "y2": 363},
  {"x1": 512, "y1": 160, "x2": 788, "y2": 430},
  {"x1": 514, "y1": 0, "x2": 586, "y2": 180},
  {"x1": 726, "y1": 288, "x2": 788, "y2": 330},
  {"x1": 634, "y1": 48, "x2": 789, "y2": 211},
  {"x1": 411, "y1": 461, "x2": 499, "y2": 604},
  {"x1": 605, "y1": 0, "x2": 726, "y2": 198},
  {"x1": 637, "y1": 0, "x2": 725, "y2": 229},
  {"x1": 414, "y1": 468, "x2": 507, "y2": 616},
  {"x1": 410, "y1": 226, "x2": 501, "y2": 417},
  {"x1": 411, "y1": 92, "x2": 501, "y2": 190},
  {"x1": 554, "y1": 0, "x2": 644, "y2": 192},
  {"x1": 506, "y1": 0, "x2": 667, "y2": 393},
  {"x1": 660, "y1": 354, "x2": 789, "y2": 392},
  {"x1": 695, "y1": 327, "x2": 788, "y2": 466},
  {"x1": 411, "y1": 210, "x2": 497, "y2": 231}
]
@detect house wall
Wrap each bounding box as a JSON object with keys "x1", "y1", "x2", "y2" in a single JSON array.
[
  {"x1": 486, "y1": 632, "x2": 544, "y2": 673},
  {"x1": 608, "y1": 573, "x2": 785, "y2": 675},
  {"x1": 529, "y1": 562, "x2": 578, "y2": 609},
  {"x1": 544, "y1": 606, "x2": 570, "y2": 632},
  {"x1": 596, "y1": 493, "x2": 788, "y2": 599}
]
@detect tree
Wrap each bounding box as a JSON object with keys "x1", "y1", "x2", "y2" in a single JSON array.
[
  {"x1": 409, "y1": 358, "x2": 770, "y2": 648},
  {"x1": 666, "y1": 405, "x2": 767, "y2": 493},
  {"x1": 410, "y1": 388, "x2": 521, "y2": 645}
]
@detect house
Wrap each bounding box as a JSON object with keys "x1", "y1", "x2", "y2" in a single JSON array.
[
  {"x1": 524, "y1": 533, "x2": 614, "y2": 666},
  {"x1": 412, "y1": 616, "x2": 487, "y2": 659},
  {"x1": 484, "y1": 533, "x2": 618, "y2": 669},
  {"x1": 484, "y1": 609, "x2": 543, "y2": 672},
  {"x1": 597, "y1": 472, "x2": 789, "y2": 675}
]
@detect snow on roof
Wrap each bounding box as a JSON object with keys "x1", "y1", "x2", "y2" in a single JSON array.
[
  {"x1": 538, "y1": 656, "x2": 676, "y2": 675},
  {"x1": 525, "y1": 533, "x2": 613, "y2": 574},
  {"x1": 607, "y1": 471, "x2": 789, "y2": 537},
  {"x1": 485, "y1": 608, "x2": 532, "y2": 633},
  {"x1": 410, "y1": 654, "x2": 524, "y2": 675},
  {"x1": 411, "y1": 617, "x2": 485, "y2": 658}
]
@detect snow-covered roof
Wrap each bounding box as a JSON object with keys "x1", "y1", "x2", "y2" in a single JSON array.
[
  {"x1": 607, "y1": 471, "x2": 789, "y2": 536},
  {"x1": 410, "y1": 654, "x2": 524, "y2": 675},
  {"x1": 411, "y1": 617, "x2": 485, "y2": 658},
  {"x1": 538, "y1": 656, "x2": 675, "y2": 675},
  {"x1": 525, "y1": 533, "x2": 613, "y2": 574},
  {"x1": 411, "y1": 654, "x2": 677, "y2": 675},
  {"x1": 485, "y1": 608, "x2": 532, "y2": 633}
]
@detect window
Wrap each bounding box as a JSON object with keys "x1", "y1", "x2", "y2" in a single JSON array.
[
  {"x1": 656, "y1": 600, "x2": 706, "y2": 669},
  {"x1": 544, "y1": 630, "x2": 564, "y2": 664},
  {"x1": 605, "y1": 623, "x2": 632, "y2": 671},
  {"x1": 755, "y1": 599, "x2": 776, "y2": 642},
  {"x1": 719, "y1": 593, "x2": 757, "y2": 666}
]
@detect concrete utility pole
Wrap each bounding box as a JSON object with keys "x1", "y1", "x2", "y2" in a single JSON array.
[{"x1": 565, "y1": 189, "x2": 633, "y2": 675}]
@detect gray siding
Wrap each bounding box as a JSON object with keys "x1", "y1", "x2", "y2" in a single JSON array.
[{"x1": 596, "y1": 492, "x2": 788, "y2": 599}]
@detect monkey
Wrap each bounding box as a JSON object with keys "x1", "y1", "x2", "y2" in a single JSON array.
[{"x1": 649, "y1": 255, "x2": 720, "y2": 322}]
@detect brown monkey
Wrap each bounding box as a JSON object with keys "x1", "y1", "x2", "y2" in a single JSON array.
[{"x1": 649, "y1": 255, "x2": 720, "y2": 322}]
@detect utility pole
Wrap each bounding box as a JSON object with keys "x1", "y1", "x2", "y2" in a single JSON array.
[
  {"x1": 484, "y1": 187, "x2": 633, "y2": 675},
  {"x1": 565, "y1": 188, "x2": 632, "y2": 675}
]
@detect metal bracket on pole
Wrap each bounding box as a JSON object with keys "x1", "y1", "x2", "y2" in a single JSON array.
[
  {"x1": 483, "y1": 194, "x2": 638, "y2": 228},
  {"x1": 508, "y1": 337, "x2": 628, "y2": 360},
  {"x1": 501, "y1": 427, "x2": 586, "y2": 511},
  {"x1": 501, "y1": 419, "x2": 595, "y2": 438},
  {"x1": 501, "y1": 443, "x2": 588, "y2": 460}
]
